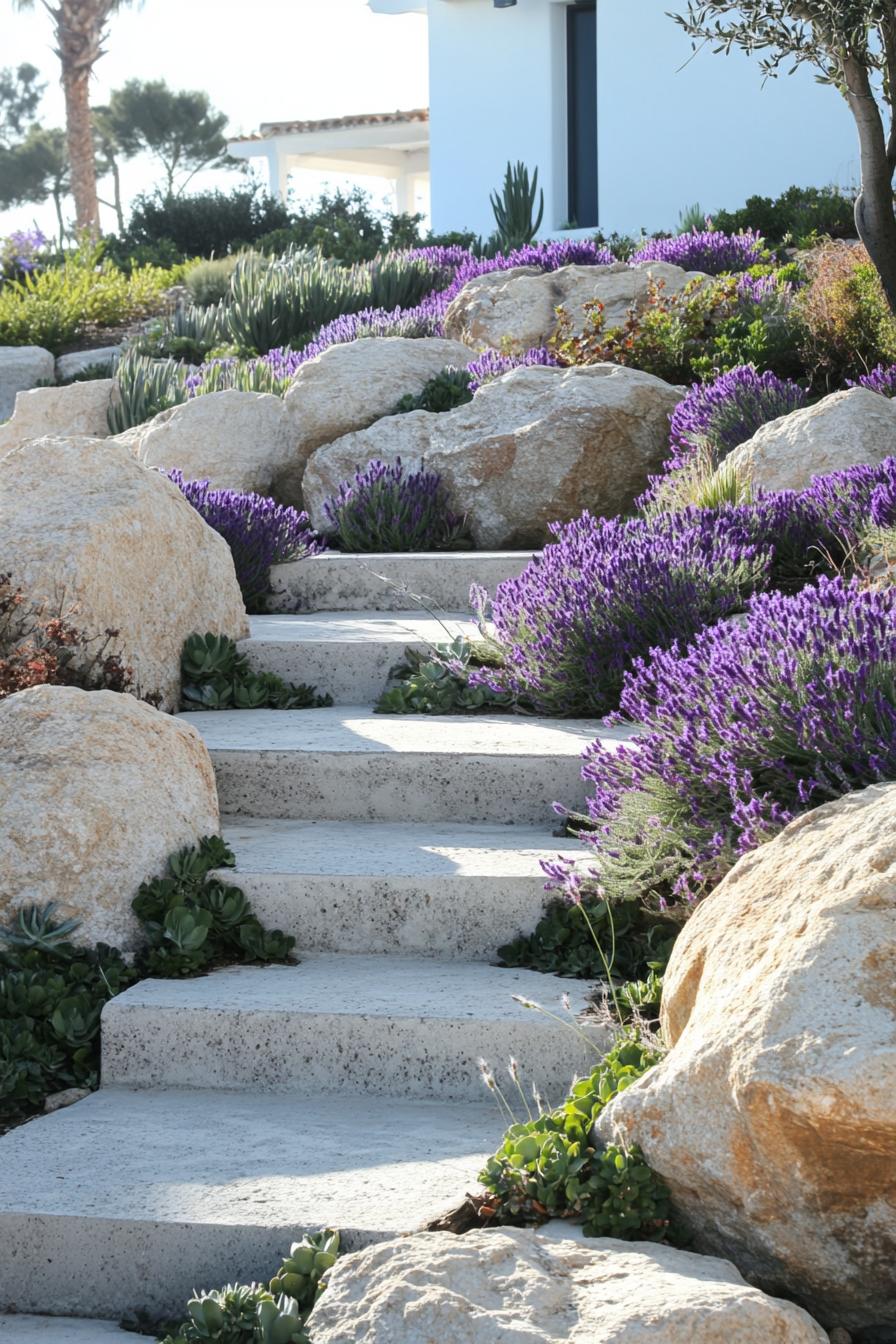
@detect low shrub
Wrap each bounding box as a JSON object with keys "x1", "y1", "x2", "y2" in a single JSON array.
[
  {"x1": 115, "y1": 185, "x2": 292, "y2": 262},
  {"x1": 498, "y1": 892, "x2": 676, "y2": 985},
  {"x1": 168, "y1": 472, "x2": 325, "y2": 612},
  {"x1": 0, "y1": 576, "x2": 138, "y2": 702},
  {"x1": 564, "y1": 575, "x2": 896, "y2": 914},
  {"x1": 642, "y1": 365, "x2": 808, "y2": 511},
  {"x1": 630, "y1": 228, "x2": 767, "y2": 274},
  {"x1": 470, "y1": 508, "x2": 775, "y2": 717},
  {"x1": 0, "y1": 250, "x2": 175, "y2": 355},
  {"x1": 480, "y1": 1032, "x2": 671, "y2": 1239},
  {"x1": 712, "y1": 184, "x2": 856, "y2": 246},
  {"x1": 552, "y1": 270, "x2": 801, "y2": 386},
  {"x1": 322, "y1": 458, "x2": 467, "y2": 552},
  {"x1": 181, "y1": 633, "x2": 332, "y2": 711},
  {"x1": 184, "y1": 254, "x2": 240, "y2": 307},
  {"x1": 155, "y1": 1228, "x2": 340, "y2": 1344},
  {"x1": 258, "y1": 185, "x2": 423, "y2": 264},
  {"x1": 793, "y1": 241, "x2": 896, "y2": 387},
  {"x1": 0, "y1": 837, "x2": 294, "y2": 1122}
]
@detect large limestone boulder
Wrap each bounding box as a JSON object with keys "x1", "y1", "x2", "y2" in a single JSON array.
[
  {"x1": 308, "y1": 1227, "x2": 827, "y2": 1343},
  {"x1": 0, "y1": 379, "x2": 114, "y2": 457},
  {"x1": 596, "y1": 782, "x2": 896, "y2": 1336},
  {"x1": 126, "y1": 390, "x2": 291, "y2": 497},
  {"x1": 0, "y1": 436, "x2": 248, "y2": 710},
  {"x1": 303, "y1": 363, "x2": 682, "y2": 548},
  {"x1": 725, "y1": 386, "x2": 896, "y2": 493},
  {"x1": 444, "y1": 261, "x2": 707, "y2": 353},
  {"x1": 56, "y1": 345, "x2": 120, "y2": 382},
  {"x1": 0, "y1": 345, "x2": 55, "y2": 420},
  {"x1": 278, "y1": 335, "x2": 475, "y2": 504},
  {"x1": 0, "y1": 685, "x2": 219, "y2": 949}
]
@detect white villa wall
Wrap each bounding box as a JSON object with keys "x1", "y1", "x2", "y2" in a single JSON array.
[
  {"x1": 418, "y1": 0, "x2": 859, "y2": 239},
  {"x1": 595, "y1": 0, "x2": 858, "y2": 235}
]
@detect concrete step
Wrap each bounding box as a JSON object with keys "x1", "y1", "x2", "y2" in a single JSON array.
[
  {"x1": 101, "y1": 957, "x2": 604, "y2": 1103},
  {"x1": 0, "y1": 1320, "x2": 134, "y2": 1342},
  {"x1": 185, "y1": 706, "x2": 631, "y2": 825},
  {"x1": 219, "y1": 816, "x2": 579, "y2": 959},
  {"x1": 0, "y1": 1087, "x2": 502, "y2": 1318},
  {"x1": 268, "y1": 550, "x2": 533, "y2": 613},
  {"x1": 240, "y1": 611, "x2": 479, "y2": 704}
]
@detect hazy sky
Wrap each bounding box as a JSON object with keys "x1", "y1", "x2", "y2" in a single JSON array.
[{"x1": 1, "y1": 0, "x2": 429, "y2": 236}]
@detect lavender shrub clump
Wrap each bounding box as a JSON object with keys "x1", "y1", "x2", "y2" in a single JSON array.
[
  {"x1": 168, "y1": 470, "x2": 324, "y2": 611},
  {"x1": 643, "y1": 365, "x2": 808, "y2": 509},
  {"x1": 630, "y1": 229, "x2": 766, "y2": 275},
  {"x1": 322, "y1": 458, "x2": 466, "y2": 552},
  {"x1": 470, "y1": 508, "x2": 775, "y2": 718},
  {"x1": 561, "y1": 577, "x2": 896, "y2": 911},
  {"x1": 849, "y1": 363, "x2": 896, "y2": 398},
  {"x1": 466, "y1": 346, "x2": 560, "y2": 392}
]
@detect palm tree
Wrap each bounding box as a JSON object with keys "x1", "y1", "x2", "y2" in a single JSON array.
[{"x1": 13, "y1": 1, "x2": 136, "y2": 235}]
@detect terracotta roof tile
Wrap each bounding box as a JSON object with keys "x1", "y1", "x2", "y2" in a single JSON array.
[{"x1": 229, "y1": 108, "x2": 429, "y2": 143}]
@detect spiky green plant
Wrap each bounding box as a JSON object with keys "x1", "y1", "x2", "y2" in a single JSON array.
[{"x1": 490, "y1": 161, "x2": 545, "y2": 250}]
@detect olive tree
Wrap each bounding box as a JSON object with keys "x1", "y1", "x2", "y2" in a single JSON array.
[{"x1": 672, "y1": 2, "x2": 896, "y2": 309}]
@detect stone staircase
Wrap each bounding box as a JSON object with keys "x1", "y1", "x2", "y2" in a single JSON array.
[{"x1": 0, "y1": 553, "x2": 634, "y2": 1333}]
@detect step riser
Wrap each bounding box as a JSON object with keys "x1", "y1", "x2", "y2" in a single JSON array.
[
  {"x1": 225, "y1": 873, "x2": 551, "y2": 960},
  {"x1": 239, "y1": 637, "x2": 418, "y2": 705},
  {"x1": 101, "y1": 1004, "x2": 603, "y2": 1104},
  {"x1": 268, "y1": 553, "x2": 531, "y2": 614},
  {"x1": 210, "y1": 751, "x2": 588, "y2": 825}
]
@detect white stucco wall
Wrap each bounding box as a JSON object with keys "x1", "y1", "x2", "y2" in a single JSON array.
[
  {"x1": 420, "y1": 0, "x2": 859, "y2": 239},
  {"x1": 595, "y1": 0, "x2": 858, "y2": 235}
]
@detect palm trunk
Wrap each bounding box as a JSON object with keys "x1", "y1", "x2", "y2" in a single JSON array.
[{"x1": 62, "y1": 64, "x2": 100, "y2": 235}]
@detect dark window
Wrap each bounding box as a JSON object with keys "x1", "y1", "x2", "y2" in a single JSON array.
[{"x1": 567, "y1": 1, "x2": 597, "y2": 227}]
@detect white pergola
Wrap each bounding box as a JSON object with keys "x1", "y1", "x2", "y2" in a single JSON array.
[{"x1": 227, "y1": 109, "x2": 430, "y2": 215}]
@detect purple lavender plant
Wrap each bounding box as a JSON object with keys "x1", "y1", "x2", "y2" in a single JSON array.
[
  {"x1": 168, "y1": 471, "x2": 325, "y2": 611},
  {"x1": 470, "y1": 508, "x2": 775, "y2": 717},
  {"x1": 642, "y1": 365, "x2": 807, "y2": 510},
  {"x1": 466, "y1": 346, "x2": 560, "y2": 392},
  {"x1": 1, "y1": 227, "x2": 49, "y2": 279},
  {"x1": 566, "y1": 576, "x2": 896, "y2": 911},
  {"x1": 849, "y1": 363, "x2": 896, "y2": 398},
  {"x1": 630, "y1": 229, "x2": 766, "y2": 275},
  {"x1": 322, "y1": 458, "x2": 465, "y2": 552}
]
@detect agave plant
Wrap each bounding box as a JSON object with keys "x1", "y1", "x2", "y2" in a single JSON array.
[{"x1": 490, "y1": 161, "x2": 545, "y2": 250}]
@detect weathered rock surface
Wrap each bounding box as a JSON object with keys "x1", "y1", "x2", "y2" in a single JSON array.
[
  {"x1": 56, "y1": 345, "x2": 121, "y2": 381},
  {"x1": 278, "y1": 336, "x2": 475, "y2": 504},
  {"x1": 308, "y1": 1226, "x2": 827, "y2": 1343},
  {"x1": 0, "y1": 344, "x2": 55, "y2": 420},
  {"x1": 0, "y1": 379, "x2": 114, "y2": 456},
  {"x1": 127, "y1": 389, "x2": 291, "y2": 496},
  {"x1": 303, "y1": 363, "x2": 682, "y2": 547},
  {"x1": 0, "y1": 686, "x2": 219, "y2": 949},
  {"x1": 0, "y1": 436, "x2": 248, "y2": 709},
  {"x1": 725, "y1": 387, "x2": 896, "y2": 493},
  {"x1": 443, "y1": 261, "x2": 706, "y2": 352},
  {"x1": 596, "y1": 782, "x2": 896, "y2": 1336}
]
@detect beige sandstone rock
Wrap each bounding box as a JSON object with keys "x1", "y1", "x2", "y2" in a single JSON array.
[
  {"x1": 443, "y1": 260, "x2": 707, "y2": 352},
  {"x1": 724, "y1": 387, "x2": 896, "y2": 493},
  {"x1": 0, "y1": 344, "x2": 54, "y2": 420},
  {"x1": 0, "y1": 379, "x2": 114, "y2": 457},
  {"x1": 302, "y1": 363, "x2": 681, "y2": 547},
  {"x1": 0, "y1": 436, "x2": 248, "y2": 709},
  {"x1": 127, "y1": 389, "x2": 291, "y2": 496},
  {"x1": 0, "y1": 686, "x2": 219, "y2": 949},
  {"x1": 596, "y1": 782, "x2": 896, "y2": 1335},
  {"x1": 278, "y1": 335, "x2": 475, "y2": 504},
  {"x1": 308, "y1": 1227, "x2": 827, "y2": 1343}
]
